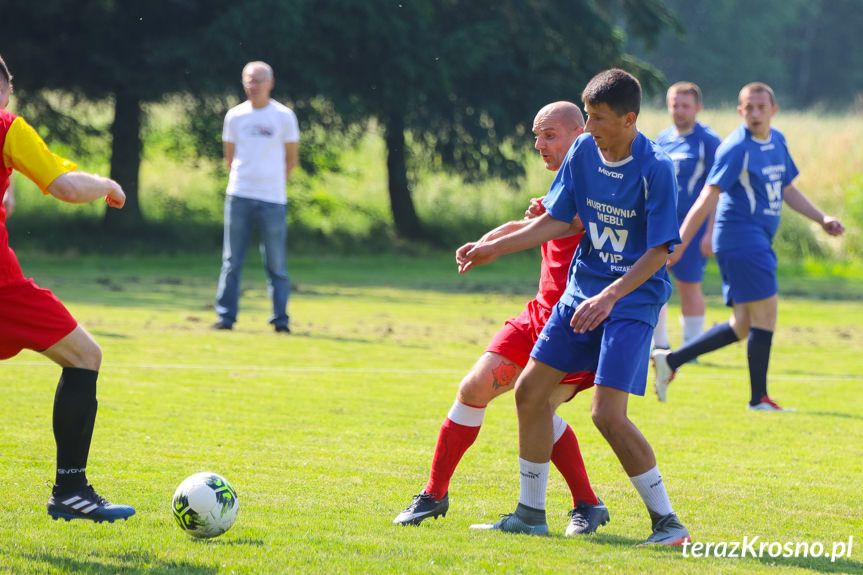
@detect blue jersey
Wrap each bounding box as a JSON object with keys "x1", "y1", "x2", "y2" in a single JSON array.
[
  {"x1": 707, "y1": 124, "x2": 799, "y2": 252},
  {"x1": 656, "y1": 122, "x2": 721, "y2": 224},
  {"x1": 543, "y1": 132, "x2": 680, "y2": 326}
]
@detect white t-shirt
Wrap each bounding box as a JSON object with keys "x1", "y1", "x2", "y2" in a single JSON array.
[{"x1": 223, "y1": 100, "x2": 300, "y2": 204}]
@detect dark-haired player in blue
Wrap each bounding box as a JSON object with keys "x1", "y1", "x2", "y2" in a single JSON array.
[
  {"x1": 653, "y1": 83, "x2": 845, "y2": 411},
  {"x1": 460, "y1": 69, "x2": 689, "y2": 545},
  {"x1": 651, "y1": 82, "x2": 721, "y2": 374}
]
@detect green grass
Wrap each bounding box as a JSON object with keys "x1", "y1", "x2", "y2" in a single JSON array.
[{"x1": 0, "y1": 254, "x2": 861, "y2": 574}]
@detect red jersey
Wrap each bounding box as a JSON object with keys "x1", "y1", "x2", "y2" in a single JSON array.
[
  {"x1": 0, "y1": 110, "x2": 76, "y2": 286},
  {"x1": 535, "y1": 232, "x2": 582, "y2": 310},
  {"x1": 0, "y1": 111, "x2": 24, "y2": 285}
]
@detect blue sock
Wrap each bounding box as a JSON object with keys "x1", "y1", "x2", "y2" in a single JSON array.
[
  {"x1": 667, "y1": 322, "x2": 739, "y2": 370},
  {"x1": 747, "y1": 328, "x2": 773, "y2": 405}
]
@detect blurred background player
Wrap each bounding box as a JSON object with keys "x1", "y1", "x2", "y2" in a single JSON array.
[
  {"x1": 214, "y1": 61, "x2": 299, "y2": 333},
  {"x1": 651, "y1": 82, "x2": 721, "y2": 390},
  {"x1": 462, "y1": 70, "x2": 689, "y2": 545},
  {"x1": 653, "y1": 83, "x2": 845, "y2": 410},
  {"x1": 394, "y1": 102, "x2": 610, "y2": 536},
  {"x1": 0, "y1": 54, "x2": 135, "y2": 522}
]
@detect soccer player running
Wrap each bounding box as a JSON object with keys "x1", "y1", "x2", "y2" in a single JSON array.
[
  {"x1": 651, "y1": 82, "x2": 721, "y2": 374},
  {"x1": 0, "y1": 54, "x2": 135, "y2": 522},
  {"x1": 460, "y1": 69, "x2": 689, "y2": 545},
  {"x1": 652, "y1": 83, "x2": 845, "y2": 411},
  {"x1": 394, "y1": 101, "x2": 610, "y2": 536}
]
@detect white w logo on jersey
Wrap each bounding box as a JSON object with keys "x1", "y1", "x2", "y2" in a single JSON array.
[
  {"x1": 588, "y1": 222, "x2": 629, "y2": 252},
  {"x1": 766, "y1": 180, "x2": 782, "y2": 202}
]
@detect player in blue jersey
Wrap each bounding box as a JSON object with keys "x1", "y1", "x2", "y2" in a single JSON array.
[
  {"x1": 652, "y1": 83, "x2": 845, "y2": 411},
  {"x1": 460, "y1": 69, "x2": 689, "y2": 545},
  {"x1": 651, "y1": 82, "x2": 721, "y2": 369}
]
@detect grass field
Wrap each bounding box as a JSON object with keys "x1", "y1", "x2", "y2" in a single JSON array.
[{"x1": 0, "y1": 253, "x2": 861, "y2": 574}]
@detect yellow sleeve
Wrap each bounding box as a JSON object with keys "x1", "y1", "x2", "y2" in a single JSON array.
[{"x1": 2, "y1": 117, "x2": 77, "y2": 194}]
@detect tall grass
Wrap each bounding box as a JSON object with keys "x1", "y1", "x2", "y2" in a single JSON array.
[{"x1": 6, "y1": 104, "x2": 862, "y2": 259}]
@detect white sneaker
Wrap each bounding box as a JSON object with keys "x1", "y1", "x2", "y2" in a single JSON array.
[
  {"x1": 747, "y1": 396, "x2": 796, "y2": 412},
  {"x1": 651, "y1": 349, "x2": 676, "y2": 402}
]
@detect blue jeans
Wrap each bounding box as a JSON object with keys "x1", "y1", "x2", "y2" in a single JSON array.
[{"x1": 215, "y1": 195, "x2": 290, "y2": 328}]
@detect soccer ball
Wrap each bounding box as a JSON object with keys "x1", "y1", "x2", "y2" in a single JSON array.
[{"x1": 172, "y1": 472, "x2": 239, "y2": 538}]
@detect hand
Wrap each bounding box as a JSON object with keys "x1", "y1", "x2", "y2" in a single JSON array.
[
  {"x1": 570, "y1": 292, "x2": 616, "y2": 333},
  {"x1": 456, "y1": 241, "x2": 498, "y2": 274},
  {"x1": 105, "y1": 181, "x2": 126, "y2": 209},
  {"x1": 666, "y1": 246, "x2": 683, "y2": 269},
  {"x1": 699, "y1": 233, "x2": 713, "y2": 257},
  {"x1": 525, "y1": 196, "x2": 546, "y2": 219},
  {"x1": 821, "y1": 216, "x2": 845, "y2": 236}
]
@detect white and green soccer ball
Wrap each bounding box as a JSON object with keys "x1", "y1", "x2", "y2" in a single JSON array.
[{"x1": 172, "y1": 472, "x2": 239, "y2": 539}]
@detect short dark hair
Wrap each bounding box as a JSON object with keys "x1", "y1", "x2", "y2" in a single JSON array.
[
  {"x1": 582, "y1": 69, "x2": 641, "y2": 117},
  {"x1": 668, "y1": 81, "x2": 702, "y2": 106},
  {"x1": 0, "y1": 54, "x2": 12, "y2": 87},
  {"x1": 739, "y1": 82, "x2": 776, "y2": 106}
]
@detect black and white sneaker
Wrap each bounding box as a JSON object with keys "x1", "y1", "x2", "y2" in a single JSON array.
[
  {"x1": 47, "y1": 485, "x2": 135, "y2": 523},
  {"x1": 393, "y1": 492, "x2": 449, "y2": 525},
  {"x1": 565, "y1": 499, "x2": 610, "y2": 536}
]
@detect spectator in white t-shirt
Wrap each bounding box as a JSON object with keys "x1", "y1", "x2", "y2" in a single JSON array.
[{"x1": 214, "y1": 61, "x2": 299, "y2": 333}]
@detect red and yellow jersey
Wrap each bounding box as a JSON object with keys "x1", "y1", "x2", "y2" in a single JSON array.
[{"x1": 0, "y1": 109, "x2": 77, "y2": 285}]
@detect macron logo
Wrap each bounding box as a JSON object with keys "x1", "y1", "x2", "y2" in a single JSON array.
[{"x1": 598, "y1": 166, "x2": 624, "y2": 179}]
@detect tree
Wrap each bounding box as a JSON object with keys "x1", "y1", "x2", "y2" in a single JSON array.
[
  {"x1": 0, "y1": 0, "x2": 299, "y2": 228},
  {"x1": 629, "y1": 0, "x2": 863, "y2": 108},
  {"x1": 289, "y1": 0, "x2": 678, "y2": 239},
  {"x1": 2, "y1": 0, "x2": 678, "y2": 238}
]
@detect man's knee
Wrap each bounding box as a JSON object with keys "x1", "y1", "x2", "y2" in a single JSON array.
[
  {"x1": 44, "y1": 327, "x2": 102, "y2": 370},
  {"x1": 591, "y1": 396, "x2": 626, "y2": 436},
  {"x1": 514, "y1": 376, "x2": 547, "y2": 413}
]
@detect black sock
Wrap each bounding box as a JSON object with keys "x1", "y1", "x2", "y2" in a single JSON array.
[
  {"x1": 53, "y1": 368, "x2": 98, "y2": 492},
  {"x1": 667, "y1": 322, "x2": 740, "y2": 370},
  {"x1": 747, "y1": 328, "x2": 773, "y2": 405}
]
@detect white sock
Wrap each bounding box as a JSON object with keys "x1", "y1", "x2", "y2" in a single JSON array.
[
  {"x1": 447, "y1": 400, "x2": 485, "y2": 427},
  {"x1": 552, "y1": 413, "x2": 567, "y2": 444},
  {"x1": 629, "y1": 465, "x2": 674, "y2": 517},
  {"x1": 681, "y1": 315, "x2": 705, "y2": 345},
  {"x1": 653, "y1": 304, "x2": 670, "y2": 348},
  {"x1": 518, "y1": 458, "x2": 549, "y2": 511}
]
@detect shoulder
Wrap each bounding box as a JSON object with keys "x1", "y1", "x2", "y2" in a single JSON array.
[
  {"x1": 696, "y1": 122, "x2": 722, "y2": 145},
  {"x1": 634, "y1": 132, "x2": 673, "y2": 170},
  {"x1": 225, "y1": 101, "x2": 251, "y2": 120},
  {"x1": 656, "y1": 126, "x2": 675, "y2": 143},
  {"x1": 269, "y1": 100, "x2": 297, "y2": 118},
  {"x1": 564, "y1": 133, "x2": 594, "y2": 164},
  {"x1": 770, "y1": 127, "x2": 789, "y2": 146},
  {"x1": 716, "y1": 124, "x2": 747, "y2": 156},
  {"x1": 0, "y1": 109, "x2": 19, "y2": 132}
]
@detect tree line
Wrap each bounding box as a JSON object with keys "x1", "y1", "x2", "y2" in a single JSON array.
[{"x1": 1, "y1": 0, "x2": 859, "y2": 238}]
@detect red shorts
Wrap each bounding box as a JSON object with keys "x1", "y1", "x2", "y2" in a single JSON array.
[
  {"x1": 0, "y1": 279, "x2": 78, "y2": 360},
  {"x1": 485, "y1": 298, "x2": 595, "y2": 398}
]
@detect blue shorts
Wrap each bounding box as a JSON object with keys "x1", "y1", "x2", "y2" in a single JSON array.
[
  {"x1": 715, "y1": 246, "x2": 778, "y2": 306},
  {"x1": 530, "y1": 301, "x2": 653, "y2": 396},
  {"x1": 669, "y1": 222, "x2": 708, "y2": 283}
]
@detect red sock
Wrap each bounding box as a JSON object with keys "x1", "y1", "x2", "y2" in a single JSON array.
[
  {"x1": 551, "y1": 425, "x2": 598, "y2": 507},
  {"x1": 424, "y1": 418, "x2": 481, "y2": 498}
]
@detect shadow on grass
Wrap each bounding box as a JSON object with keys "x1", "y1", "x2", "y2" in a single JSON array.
[
  {"x1": 21, "y1": 552, "x2": 218, "y2": 574},
  {"x1": 752, "y1": 553, "x2": 862, "y2": 574},
  {"x1": 803, "y1": 410, "x2": 863, "y2": 421},
  {"x1": 185, "y1": 536, "x2": 265, "y2": 547},
  {"x1": 580, "y1": 532, "x2": 644, "y2": 548}
]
